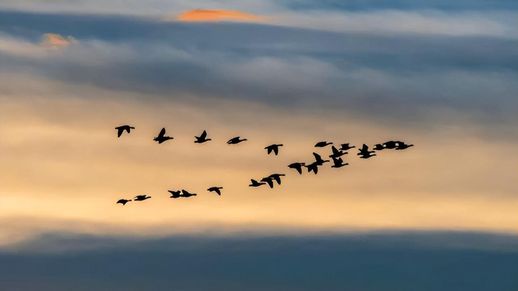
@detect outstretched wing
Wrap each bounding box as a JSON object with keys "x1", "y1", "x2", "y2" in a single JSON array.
[
  {"x1": 200, "y1": 130, "x2": 207, "y2": 139},
  {"x1": 158, "y1": 128, "x2": 166, "y2": 137}
]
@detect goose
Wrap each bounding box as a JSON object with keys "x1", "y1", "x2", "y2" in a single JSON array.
[
  {"x1": 315, "y1": 141, "x2": 333, "y2": 147},
  {"x1": 116, "y1": 198, "x2": 131, "y2": 205},
  {"x1": 194, "y1": 130, "x2": 212, "y2": 143},
  {"x1": 288, "y1": 162, "x2": 305, "y2": 175},
  {"x1": 153, "y1": 128, "x2": 173, "y2": 144},
  {"x1": 207, "y1": 186, "x2": 223, "y2": 196},
  {"x1": 115, "y1": 125, "x2": 135, "y2": 138},
  {"x1": 227, "y1": 136, "x2": 247, "y2": 144},
  {"x1": 265, "y1": 144, "x2": 283, "y2": 155}
]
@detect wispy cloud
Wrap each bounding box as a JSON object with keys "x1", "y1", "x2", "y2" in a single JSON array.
[{"x1": 174, "y1": 9, "x2": 265, "y2": 23}]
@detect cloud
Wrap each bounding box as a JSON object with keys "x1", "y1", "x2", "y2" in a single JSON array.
[
  {"x1": 175, "y1": 9, "x2": 265, "y2": 23},
  {"x1": 40, "y1": 33, "x2": 76, "y2": 48}
]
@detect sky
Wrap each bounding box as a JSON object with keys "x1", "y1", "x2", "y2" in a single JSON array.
[{"x1": 0, "y1": 0, "x2": 517, "y2": 290}]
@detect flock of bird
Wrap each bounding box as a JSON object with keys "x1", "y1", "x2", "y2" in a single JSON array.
[{"x1": 114, "y1": 125, "x2": 413, "y2": 206}]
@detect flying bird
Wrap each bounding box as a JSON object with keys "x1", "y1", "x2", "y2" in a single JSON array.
[
  {"x1": 227, "y1": 136, "x2": 247, "y2": 144},
  {"x1": 153, "y1": 128, "x2": 174, "y2": 144},
  {"x1": 313, "y1": 152, "x2": 330, "y2": 166},
  {"x1": 268, "y1": 173, "x2": 285, "y2": 185},
  {"x1": 383, "y1": 141, "x2": 398, "y2": 149},
  {"x1": 265, "y1": 144, "x2": 283, "y2": 155},
  {"x1": 329, "y1": 146, "x2": 346, "y2": 159},
  {"x1": 315, "y1": 141, "x2": 333, "y2": 147},
  {"x1": 115, "y1": 125, "x2": 135, "y2": 138},
  {"x1": 116, "y1": 198, "x2": 131, "y2": 205},
  {"x1": 261, "y1": 177, "x2": 275, "y2": 188},
  {"x1": 181, "y1": 189, "x2": 197, "y2": 198},
  {"x1": 357, "y1": 144, "x2": 376, "y2": 159},
  {"x1": 373, "y1": 143, "x2": 385, "y2": 151},
  {"x1": 249, "y1": 179, "x2": 265, "y2": 187},
  {"x1": 305, "y1": 162, "x2": 319, "y2": 174},
  {"x1": 288, "y1": 162, "x2": 305, "y2": 175},
  {"x1": 134, "y1": 195, "x2": 151, "y2": 201},
  {"x1": 207, "y1": 186, "x2": 223, "y2": 196},
  {"x1": 194, "y1": 130, "x2": 212, "y2": 143},
  {"x1": 168, "y1": 190, "x2": 182, "y2": 199},
  {"x1": 340, "y1": 143, "x2": 355, "y2": 151},
  {"x1": 331, "y1": 156, "x2": 348, "y2": 168}
]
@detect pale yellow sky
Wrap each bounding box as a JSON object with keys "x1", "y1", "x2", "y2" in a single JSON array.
[{"x1": 0, "y1": 74, "x2": 517, "y2": 248}]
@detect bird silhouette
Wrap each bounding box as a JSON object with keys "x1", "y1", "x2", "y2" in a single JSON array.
[
  {"x1": 305, "y1": 162, "x2": 319, "y2": 174},
  {"x1": 315, "y1": 141, "x2": 333, "y2": 147},
  {"x1": 313, "y1": 152, "x2": 330, "y2": 166},
  {"x1": 288, "y1": 162, "x2": 305, "y2": 175},
  {"x1": 115, "y1": 125, "x2": 135, "y2": 138},
  {"x1": 249, "y1": 179, "x2": 265, "y2": 187},
  {"x1": 168, "y1": 190, "x2": 182, "y2": 199},
  {"x1": 194, "y1": 130, "x2": 212, "y2": 143},
  {"x1": 329, "y1": 146, "x2": 346, "y2": 159},
  {"x1": 357, "y1": 144, "x2": 376, "y2": 159},
  {"x1": 153, "y1": 128, "x2": 174, "y2": 144},
  {"x1": 227, "y1": 136, "x2": 247, "y2": 144},
  {"x1": 134, "y1": 195, "x2": 151, "y2": 201},
  {"x1": 373, "y1": 143, "x2": 385, "y2": 151},
  {"x1": 207, "y1": 186, "x2": 223, "y2": 196},
  {"x1": 383, "y1": 141, "x2": 398, "y2": 149},
  {"x1": 265, "y1": 144, "x2": 283, "y2": 155},
  {"x1": 261, "y1": 177, "x2": 275, "y2": 188},
  {"x1": 181, "y1": 189, "x2": 197, "y2": 198},
  {"x1": 268, "y1": 173, "x2": 285, "y2": 185},
  {"x1": 331, "y1": 156, "x2": 348, "y2": 168},
  {"x1": 116, "y1": 198, "x2": 131, "y2": 205},
  {"x1": 340, "y1": 143, "x2": 355, "y2": 151},
  {"x1": 395, "y1": 141, "x2": 414, "y2": 150}
]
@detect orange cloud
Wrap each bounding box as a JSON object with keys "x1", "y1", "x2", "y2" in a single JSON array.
[
  {"x1": 177, "y1": 9, "x2": 264, "y2": 23},
  {"x1": 40, "y1": 33, "x2": 76, "y2": 48}
]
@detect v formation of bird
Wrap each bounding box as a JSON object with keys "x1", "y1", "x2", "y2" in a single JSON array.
[{"x1": 115, "y1": 125, "x2": 413, "y2": 206}]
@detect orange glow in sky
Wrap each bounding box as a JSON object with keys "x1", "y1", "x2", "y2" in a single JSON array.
[{"x1": 177, "y1": 9, "x2": 264, "y2": 23}]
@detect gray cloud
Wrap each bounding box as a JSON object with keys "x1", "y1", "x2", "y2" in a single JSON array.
[{"x1": 1, "y1": 231, "x2": 517, "y2": 291}]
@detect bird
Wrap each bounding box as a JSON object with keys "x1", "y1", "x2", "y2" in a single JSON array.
[
  {"x1": 115, "y1": 125, "x2": 135, "y2": 138},
  {"x1": 260, "y1": 177, "x2": 275, "y2": 188},
  {"x1": 395, "y1": 141, "x2": 414, "y2": 150},
  {"x1": 305, "y1": 162, "x2": 319, "y2": 174},
  {"x1": 331, "y1": 156, "x2": 348, "y2": 168},
  {"x1": 340, "y1": 143, "x2": 355, "y2": 151},
  {"x1": 227, "y1": 136, "x2": 247, "y2": 144},
  {"x1": 315, "y1": 141, "x2": 333, "y2": 147},
  {"x1": 133, "y1": 195, "x2": 151, "y2": 201},
  {"x1": 249, "y1": 179, "x2": 265, "y2": 187},
  {"x1": 288, "y1": 162, "x2": 305, "y2": 175},
  {"x1": 329, "y1": 146, "x2": 346, "y2": 159},
  {"x1": 313, "y1": 152, "x2": 330, "y2": 166},
  {"x1": 153, "y1": 128, "x2": 174, "y2": 144},
  {"x1": 207, "y1": 186, "x2": 223, "y2": 196},
  {"x1": 168, "y1": 190, "x2": 182, "y2": 199},
  {"x1": 357, "y1": 144, "x2": 376, "y2": 159},
  {"x1": 268, "y1": 173, "x2": 285, "y2": 185},
  {"x1": 265, "y1": 144, "x2": 283, "y2": 155},
  {"x1": 373, "y1": 143, "x2": 385, "y2": 151},
  {"x1": 116, "y1": 198, "x2": 131, "y2": 205},
  {"x1": 383, "y1": 141, "x2": 398, "y2": 149},
  {"x1": 194, "y1": 130, "x2": 211, "y2": 143},
  {"x1": 181, "y1": 189, "x2": 197, "y2": 198}
]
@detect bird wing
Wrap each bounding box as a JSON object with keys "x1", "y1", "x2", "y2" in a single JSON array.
[
  {"x1": 116, "y1": 127, "x2": 124, "y2": 137},
  {"x1": 200, "y1": 130, "x2": 207, "y2": 139},
  {"x1": 272, "y1": 175, "x2": 281, "y2": 184},
  {"x1": 215, "y1": 189, "x2": 221, "y2": 195},
  {"x1": 159, "y1": 128, "x2": 166, "y2": 137},
  {"x1": 313, "y1": 152, "x2": 322, "y2": 162},
  {"x1": 262, "y1": 178, "x2": 274, "y2": 188},
  {"x1": 273, "y1": 147, "x2": 279, "y2": 155}
]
